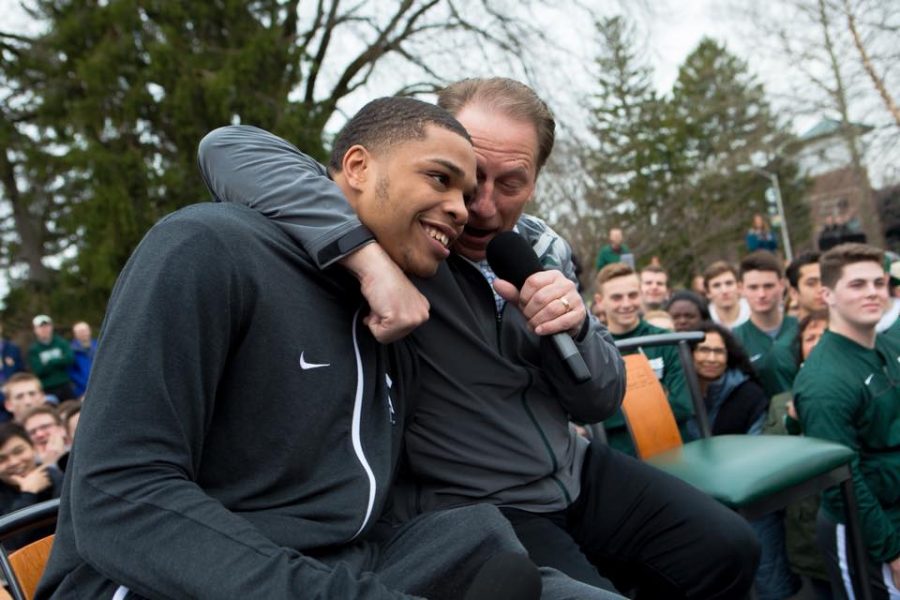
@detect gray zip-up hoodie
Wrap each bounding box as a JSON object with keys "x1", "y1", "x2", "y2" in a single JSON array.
[
  {"x1": 37, "y1": 204, "x2": 417, "y2": 599},
  {"x1": 198, "y1": 126, "x2": 625, "y2": 515}
]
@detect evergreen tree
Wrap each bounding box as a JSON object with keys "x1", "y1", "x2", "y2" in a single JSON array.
[
  {"x1": 0, "y1": 0, "x2": 541, "y2": 324},
  {"x1": 582, "y1": 33, "x2": 809, "y2": 284},
  {"x1": 663, "y1": 38, "x2": 808, "y2": 280},
  {"x1": 584, "y1": 16, "x2": 671, "y2": 265}
]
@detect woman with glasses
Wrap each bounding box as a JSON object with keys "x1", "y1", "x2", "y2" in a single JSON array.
[{"x1": 690, "y1": 321, "x2": 768, "y2": 435}]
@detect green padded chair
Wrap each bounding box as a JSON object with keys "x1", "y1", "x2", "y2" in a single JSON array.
[{"x1": 613, "y1": 332, "x2": 873, "y2": 600}]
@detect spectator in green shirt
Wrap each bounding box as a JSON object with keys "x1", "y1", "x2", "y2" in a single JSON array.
[
  {"x1": 733, "y1": 251, "x2": 799, "y2": 399},
  {"x1": 592, "y1": 263, "x2": 693, "y2": 454},
  {"x1": 786, "y1": 252, "x2": 827, "y2": 321},
  {"x1": 594, "y1": 228, "x2": 632, "y2": 271},
  {"x1": 794, "y1": 243, "x2": 900, "y2": 598},
  {"x1": 27, "y1": 315, "x2": 75, "y2": 401}
]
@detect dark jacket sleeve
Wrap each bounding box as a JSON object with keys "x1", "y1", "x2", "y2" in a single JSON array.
[
  {"x1": 1, "y1": 489, "x2": 42, "y2": 516},
  {"x1": 2, "y1": 343, "x2": 25, "y2": 377},
  {"x1": 715, "y1": 379, "x2": 769, "y2": 436},
  {"x1": 197, "y1": 125, "x2": 373, "y2": 268},
  {"x1": 63, "y1": 216, "x2": 414, "y2": 599}
]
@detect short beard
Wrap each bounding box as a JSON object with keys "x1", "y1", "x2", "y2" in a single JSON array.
[{"x1": 375, "y1": 174, "x2": 390, "y2": 205}]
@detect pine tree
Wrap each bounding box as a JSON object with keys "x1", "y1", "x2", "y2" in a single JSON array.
[
  {"x1": 663, "y1": 38, "x2": 808, "y2": 280},
  {"x1": 584, "y1": 16, "x2": 671, "y2": 264},
  {"x1": 583, "y1": 34, "x2": 809, "y2": 284}
]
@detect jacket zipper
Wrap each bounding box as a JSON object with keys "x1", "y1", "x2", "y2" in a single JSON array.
[{"x1": 484, "y1": 258, "x2": 573, "y2": 505}]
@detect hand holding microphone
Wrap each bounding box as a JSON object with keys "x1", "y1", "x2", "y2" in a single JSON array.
[{"x1": 487, "y1": 231, "x2": 591, "y2": 383}]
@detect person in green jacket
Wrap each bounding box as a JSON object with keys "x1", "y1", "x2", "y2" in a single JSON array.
[
  {"x1": 733, "y1": 251, "x2": 799, "y2": 398},
  {"x1": 592, "y1": 263, "x2": 693, "y2": 454},
  {"x1": 594, "y1": 228, "x2": 632, "y2": 271},
  {"x1": 794, "y1": 243, "x2": 900, "y2": 599},
  {"x1": 27, "y1": 315, "x2": 75, "y2": 401}
]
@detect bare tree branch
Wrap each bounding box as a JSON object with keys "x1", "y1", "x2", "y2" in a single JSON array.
[
  {"x1": 296, "y1": 0, "x2": 326, "y2": 55},
  {"x1": 842, "y1": 0, "x2": 900, "y2": 128},
  {"x1": 304, "y1": 0, "x2": 342, "y2": 104},
  {"x1": 0, "y1": 30, "x2": 35, "y2": 43},
  {"x1": 282, "y1": 0, "x2": 301, "y2": 40},
  {"x1": 325, "y1": 0, "x2": 439, "y2": 114}
]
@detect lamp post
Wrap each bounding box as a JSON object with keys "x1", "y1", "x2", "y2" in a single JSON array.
[{"x1": 753, "y1": 168, "x2": 793, "y2": 262}]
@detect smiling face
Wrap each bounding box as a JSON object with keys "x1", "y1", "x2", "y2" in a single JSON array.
[
  {"x1": 349, "y1": 125, "x2": 476, "y2": 278},
  {"x1": 825, "y1": 261, "x2": 888, "y2": 331},
  {"x1": 693, "y1": 331, "x2": 728, "y2": 382},
  {"x1": 595, "y1": 274, "x2": 642, "y2": 334},
  {"x1": 23, "y1": 412, "x2": 65, "y2": 454},
  {"x1": 741, "y1": 270, "x2": 784, "y2": 316},
  {"x1": 0, "y1": 435, "x2": 37, "y2": 484},
  {"x1": 450, "y1": 104, "x2": 538, "y2": 261}
]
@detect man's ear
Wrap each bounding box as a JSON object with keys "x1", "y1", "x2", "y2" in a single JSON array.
[
  {"x1": 593, "y1": 292, "x2": 603, "y2": 306},
  {"x1": 341, "y1": 145, "x2": 372, "y2": 193},
  {"x1": 3, "y1": 398, "x2": 11, "y2": 415}
]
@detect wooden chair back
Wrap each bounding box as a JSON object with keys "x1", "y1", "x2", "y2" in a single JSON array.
[
  {"x1": 7, "y1": 535, "x2": 54, "y2": 600},
  {"x1": 621, "y1": 353, "x2": 683, "y2": 459}
]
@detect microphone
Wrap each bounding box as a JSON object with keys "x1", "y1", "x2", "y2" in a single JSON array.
[
  {"x1": 487, "y1": 231, "x2": 591, "y2": 383},
  {"x1": 463, "y1": 552, "x2": 542, "y2": 600}
]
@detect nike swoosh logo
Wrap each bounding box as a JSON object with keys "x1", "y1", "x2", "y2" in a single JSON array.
[
  {"x1": 864, "y1": 373, "x2": 874, "y2": 385},
  {"x1": 299, "y1": 352, "x2": 330, "y2": 370},
  {"x1": 750, "y1": 354, "x2": 762, "y2": 362}
]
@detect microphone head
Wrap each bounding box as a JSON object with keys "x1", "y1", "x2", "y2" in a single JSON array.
[
  {"x1": 463, "y1": 552, "x2": 542, "y2": 600},
  {"x1": 486, "y1": 231, "x2": 543, "y2": 289}
]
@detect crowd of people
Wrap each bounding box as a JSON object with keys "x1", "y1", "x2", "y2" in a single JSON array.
[
  {"x1": 0, "y1": 75, "x2": 892, "y2": 599},
  {"x1": 589, "y1": 228, "x2": 899, "y2": 599},
  {"x1": 0, "y1": 316, "x2": 90, "y2": 550}
]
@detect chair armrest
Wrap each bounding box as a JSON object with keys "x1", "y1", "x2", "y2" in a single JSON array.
[
  {"x1": 0, "y1": 499, "x2": 60, "y2": 542},
  {"x1": 613, "y1": 331, "x2": 704, "y2": 352}
]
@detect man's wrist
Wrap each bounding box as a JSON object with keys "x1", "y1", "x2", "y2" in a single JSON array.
[
  {"x1": 318, "y1": 224, "x2": 375, "y2": 266},
  {"x1": 339, "y1": 242, "x2": 392, "y2": 283}
]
